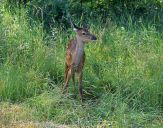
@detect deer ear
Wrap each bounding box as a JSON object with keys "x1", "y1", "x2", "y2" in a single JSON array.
[{"x1": 73, "y1": 27, "x2": 77, "y2": 32}]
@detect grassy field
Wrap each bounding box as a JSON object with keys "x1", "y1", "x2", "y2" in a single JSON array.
[{"x1": 0, "y1": 1, "x2": 163, "y2": 128}]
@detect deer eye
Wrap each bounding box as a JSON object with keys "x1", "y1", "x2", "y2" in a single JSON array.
[{"x1": 82, "y1": 32, "x2": 86, "y2": 35}]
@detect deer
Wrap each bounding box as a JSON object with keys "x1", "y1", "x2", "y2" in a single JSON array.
[{"x1": 63, "y1": 23, "x2": 97, "y2": 101}]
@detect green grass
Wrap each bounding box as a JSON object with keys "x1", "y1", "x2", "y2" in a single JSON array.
[{"x1": 0, "y1": 2, "x2": 163, "y2": 128}]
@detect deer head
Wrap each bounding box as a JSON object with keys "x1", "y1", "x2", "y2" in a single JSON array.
[{"x1": 73, "y1": 26, "x2": 97, "y2": 42}]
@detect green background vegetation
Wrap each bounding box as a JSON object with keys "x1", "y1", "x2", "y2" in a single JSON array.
[{"x1": 0, "y1": 0, "x2": 163, "y2": 127}]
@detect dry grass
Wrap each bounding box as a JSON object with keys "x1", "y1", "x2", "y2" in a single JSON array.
[{"x1": 0, "y1": 103, "x2": 77, "y2": 128}]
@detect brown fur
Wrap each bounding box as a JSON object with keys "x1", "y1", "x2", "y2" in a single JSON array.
[{"x1": 63, "y1": 27, "x2": 97, "y2": 101}]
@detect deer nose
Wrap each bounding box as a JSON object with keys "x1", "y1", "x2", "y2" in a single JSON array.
[{"x1": 91, "y1": 35, "x2": 97, "y2": 40}]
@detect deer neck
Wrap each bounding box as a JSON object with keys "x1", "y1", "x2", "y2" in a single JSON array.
[
  {"x1": 76, "y1": 35, "x2": 84, "y2": 52},
  {"x1": 72, "y1": 36, "x2": 85, "y2": 66}
]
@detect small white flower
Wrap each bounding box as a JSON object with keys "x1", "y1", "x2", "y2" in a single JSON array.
[{"x1": 121, "y1": 27, "x2": 125, "y2": 30}]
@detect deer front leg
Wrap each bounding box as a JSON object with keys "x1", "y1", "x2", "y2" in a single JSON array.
[
  {"x1": 77, "y1": 71, "x2": 83, "y2": 101},
  {"x1": 63, "y1": 68, "x2": 72, "y2": 93}
]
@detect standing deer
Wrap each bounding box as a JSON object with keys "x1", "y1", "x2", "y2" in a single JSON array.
[{"x1": 63, "y1": 24, "x2": 97, "y2": 101}]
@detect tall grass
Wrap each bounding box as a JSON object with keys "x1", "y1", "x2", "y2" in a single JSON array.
[
  {"x1": 0, "y1": 1, "x2": 163, "y2": 127},
  {"x1": 0, "y1": 7, "x2": 49, "y2": 101}
]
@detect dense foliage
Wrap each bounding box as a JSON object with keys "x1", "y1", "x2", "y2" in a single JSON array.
[{"x1": 5, "y1": 0, "x2": 163, "y2": 29}]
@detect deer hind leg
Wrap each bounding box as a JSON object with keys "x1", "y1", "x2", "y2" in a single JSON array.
[
  {"x1": 63, "y1": 65, "x2": 72, "y2": 93},
  {"x1": 72, "y1": 73, "x2": 75, "y2": 87},
  {"x1": 77, "y1": 71, "x2": 83, "y2": 101},
  {"x1": 64, "y1": 63, "x2": 69, "y2": 83}
]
